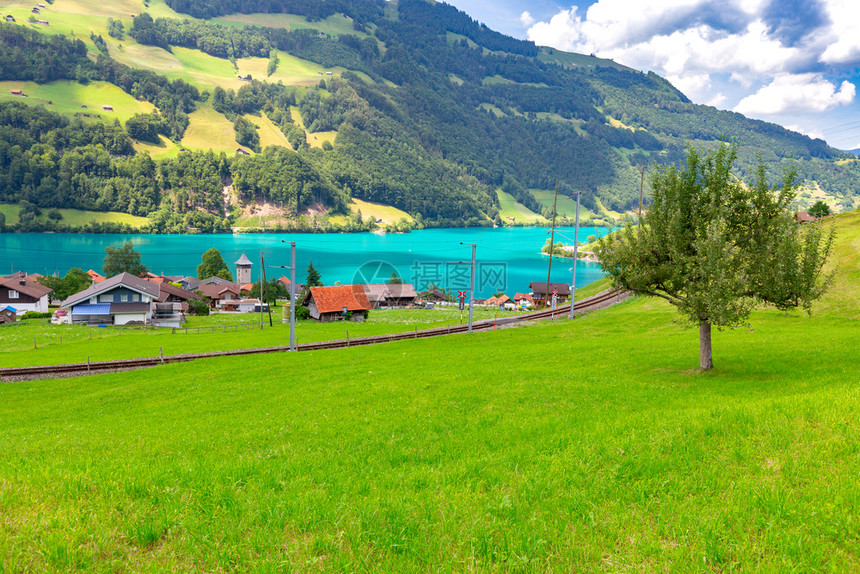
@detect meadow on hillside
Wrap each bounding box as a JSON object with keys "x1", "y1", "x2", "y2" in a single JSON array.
[{"x1": 0, "y1": 212, "x2": 857, "y2": 571}]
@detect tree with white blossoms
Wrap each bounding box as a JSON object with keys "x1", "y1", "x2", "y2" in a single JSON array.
[{"x1": 596, "y1": 144, "x2": 834, "y2": 370}]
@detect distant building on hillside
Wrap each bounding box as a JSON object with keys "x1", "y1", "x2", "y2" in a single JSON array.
[
  {"x1": 101, "y1": 104, "x2": 113, "y2": 111},
  {"x1": 5, "y1": 15, "x2": 15, "y2": 22},
  {"x1": 9, "y1": 89, "x2": 21, "y2": 95},
  {"x1": 235, "y1": 148, "x2": 250, "y2": 156}
]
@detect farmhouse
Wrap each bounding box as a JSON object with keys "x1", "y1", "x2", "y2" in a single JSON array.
[
  {"x1": 10, "y1": 89, "x2": 21, "y2": 95},
  {"x1": 237, "y1": 75, "x2": 251, "y2": 81},
  {"x1": 529, "y1": 282, "x2": 571, "y2": 306},
  {"x1": 5, "y1": 15, "x2": 15, "y2": 22},
  {"x1": 513, "y1": 292, "x2": 533, "y2": 308},
  {"x1": 362, "y1": 283, "x2": 418, "y2": 308},
  {"x1": 61, "y1": 273, "x2": 161, "y2": 325},
  {"x1": 102, "y1": 105, "x2": 113, "y2": 111},
  {"x1": 303, "y1": 285, "x2": 371, "y2": 322},
  {"x1": 197, "y1": 283, "x2": 242, "y2": 311},
  {"x1": 0, "y1": 272, "x2": 52, "y2": 313},
  {"x1": 31, "y1": 7, "x2": 39, "y2": 13},
  {"x1": 236, "y1": 148, "x2": 250, "y2": 156},
  {"x1": 36, "y1": 19, "x2": 48, "y2": 25},
  {"x1": 484, "y1": 294, "x2": 513, "y2": 309},
  {"x1": 0, "y1": 305, "x2": 17, "y2": 324}
]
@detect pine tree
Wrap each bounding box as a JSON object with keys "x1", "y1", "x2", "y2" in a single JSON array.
[{"x1": 306, "y1": 260, "x2": 323, "y2": 287}]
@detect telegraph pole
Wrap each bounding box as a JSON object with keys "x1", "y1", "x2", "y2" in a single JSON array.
[
  {"x1": 569, "y1": 190, "x2": 581, "y2": 319},
  {"x1": 544, "y1": 180, "x2": 559, "y2": 308},
  {"x1": 279, "y1": 240, "x2": 297, "y2": 351},
  {"x1": 460, "y1": 242, "x2": 476, "y2": 332}
]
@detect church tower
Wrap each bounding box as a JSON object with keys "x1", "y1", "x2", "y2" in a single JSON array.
[{"x1": 235, "y1": 251, "x2": 253, "y2": 284}]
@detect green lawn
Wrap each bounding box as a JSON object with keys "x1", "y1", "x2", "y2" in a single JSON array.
[
  {"x1": 496, "y1": 189, "x2": 544, "y2": 223},
  {"x1": 0, "y1": 203, "x2": 149, "y2": 227},
  {"x1": 530, "y1": 188, "x2": 597, "y2": 220},
  {"x1": 1, "y1": 266, "x2": 859, "y2": 570}
]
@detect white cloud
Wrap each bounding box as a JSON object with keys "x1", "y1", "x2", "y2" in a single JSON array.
[
  {"x1": 707, "y1": 93, "x2": 727, "y2": 107},
  {"x1": 519, "y1": 11, "x2": 535, "y2": 28},
  {"x1": 665, "y1": 72, "x2": 712, "y2": 100},
  {"x1": 818, "y1": 0, "x2": 860, "y2": 65},
  {"x1": 734, "y1": 75, "x2": 856, "y2": 115}
]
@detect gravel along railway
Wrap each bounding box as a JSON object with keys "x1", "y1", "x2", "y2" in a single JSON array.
[{"x1": 1, "y1": 290, "x2": 628, "y2": 382}]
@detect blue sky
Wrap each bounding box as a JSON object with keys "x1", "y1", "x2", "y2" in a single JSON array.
[{"x1": 445, "y1": 0, "x2": 860, "y2": 150}]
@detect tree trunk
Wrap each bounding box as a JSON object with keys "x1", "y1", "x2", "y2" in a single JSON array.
[{"x1": 699, "y1": 320, "x2": 714, "y2": 370}]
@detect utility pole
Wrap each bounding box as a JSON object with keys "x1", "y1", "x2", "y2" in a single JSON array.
[
  {"x1": 279, "y1": 240, "x2": 297, "y2": 352},
  {"x1": 544, "y1": 180, "x2": 559, "y2": 308},
  {"x1": 260, "y1": 251, "x2": 264, "y2": 330},
  {"x1": 569, "y1": 190, "x2": 581, "y2": 319},
  {"x1": 459, "y1": 242, "x2": 476, "y2": 332}
]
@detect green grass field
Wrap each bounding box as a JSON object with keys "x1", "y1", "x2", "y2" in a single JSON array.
[
  {"x1": 180, "y1": 104, "x2": 237, "y2": 152},
  {"x1": 214, "y1": 12, "x2": 366, "y2": 38},
  {"x1": 496, "y1": 189, "x2": 544, "y2": 223},
  {"x1": 0, "y1": 203, "x2": 149, "y2": 227},
  {"x1": 349, "y1": 198, "x2": 413, "y2": 224},
  {"x1": 0, "y1": 80, "x2": 155, "y2": 123},
  {"x1": 1, "y1": 210, "x2": 858, "y2": 570}
]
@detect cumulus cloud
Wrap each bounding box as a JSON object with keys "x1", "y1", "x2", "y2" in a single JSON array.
[
  {"x1": 819, "y1": 0, "x2": 860, "y2": 64},
  {"x1": 519, "y1": 11, "x2": 535, "y2": 28},
  {"x1": 734, "y1": 74, "x2": 856, "y2": 115},
  {"x1": 524, "y1": 0, "x2": 859, "y2": 118}
]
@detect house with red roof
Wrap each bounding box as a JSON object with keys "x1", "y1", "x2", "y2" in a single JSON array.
[{"x1": 303, "y1": 285, "x2": 371, "y2": 322}]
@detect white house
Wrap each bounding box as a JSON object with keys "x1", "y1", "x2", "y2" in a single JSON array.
[{"x1": 61, "y1": 272, "x2": 160, "y2": 325}]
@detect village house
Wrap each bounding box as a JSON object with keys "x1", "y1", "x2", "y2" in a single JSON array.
[
  {"x1": 87, "y1": 269, "x2": 106, "y2": 284},
  {"x1": 0, "y1": 305, "x2": 17, "y2": 324},
  {"x1": 484, "y1": 294, "x2": 513, "y2": 309},
  {"x1": 0, "y1": 272, "x2": 52, "y2": 313},
  {"x1": 277, "y1": 276, "x2": 305, "y2": 295},
  {"x1": 147, "y1": 280, "x2": 200, "y2": 327},
  {"x1": 197, "y1": 283, "x2": 242, "y2": 311},
  {"x1": 303, "y1": 285, "x2": 371, "y2": 322},
  {"x1": 236, "y1": 148, "x2": 250, "y2": 156},
  {"x1": 529, "y1": 282, "x2": 571, "y2": 306},
  {"x1": 36, "y1": 19, "x2": 48, "y2": 25},
  {"x1": 102, "y1": 104, "x2": 113, "y2": 111},
  {"x1": 513, "y1": 292, "x2": 534, "y2": 308},
  {"x1": 61, "y1": 273, "x2": 161, "y2": 325},
  {"x1": 420, "y1": 288, "x2": 449, "y2": 303},
  {"x1": 361, "y1": 283, "x2": 418, "y2": 308},
  {"x1": 10, "y1": 89, "x2": 21, "y2": 95}
]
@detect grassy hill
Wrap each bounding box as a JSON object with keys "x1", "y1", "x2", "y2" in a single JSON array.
[
  {"x1": 0, "y1": 203, "x2": 149, "y2": 227},
  {"x1": 0, "y1": 212, "x2": 857, "y2": 571}
]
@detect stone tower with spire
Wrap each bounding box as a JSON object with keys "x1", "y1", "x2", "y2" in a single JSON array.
[{"x1": 235, "y1": 251, "x2": 253, "y2": 284}]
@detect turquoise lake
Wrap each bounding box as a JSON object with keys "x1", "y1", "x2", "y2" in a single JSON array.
[{"x1": 0, "y1": 227, "x2": 609, "y2": 297}]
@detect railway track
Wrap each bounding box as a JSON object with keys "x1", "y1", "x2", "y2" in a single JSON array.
[{"x1": 1, "y1": 289, "x2": 627, "y2": 382}]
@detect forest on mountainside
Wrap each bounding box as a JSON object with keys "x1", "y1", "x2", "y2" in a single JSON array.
[{"x1": 1, "y1": 0, "x2": 859, "y2": 234}]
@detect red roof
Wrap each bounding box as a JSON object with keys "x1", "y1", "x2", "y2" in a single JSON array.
[
  {"x1": 514, "y1": 293, "x2": 533, "y2": 301},
  {"x1": 308, "y1": 285, "x2": 371, "y2": 313},
  {"x1": 87, "y1": 269, "x2": 105, "y2": 283}
]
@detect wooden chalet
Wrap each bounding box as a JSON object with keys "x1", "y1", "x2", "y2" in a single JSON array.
[
  {"x1": 197, "y1": 282, "x2": 242, "y2": 311},
  {"x1": 101, "y1": 104, "x2": 113, "y2": 111},
  {"x1": 361, "y1": 283, "x2": 418, "y2": 308},
  {"x1": 236, "y1": 148, "x2": 250, "y2": 156},
  {"x1": 0, "y1": 272, "x2": 52, "y2": 313},
  {"x1": 529, "y1": 282, "x2": 571, "y2": 305},
  {"x1": 61, "y1": 273, "x2": 160, "y2": 325},
  {"x1": 303, "y1": 285, "x2": 371, "y2": 322}
]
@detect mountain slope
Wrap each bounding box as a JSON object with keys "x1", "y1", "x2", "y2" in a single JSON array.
[{"x1": 1, "y1": 0, "x2": 858, "y2": 233}]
